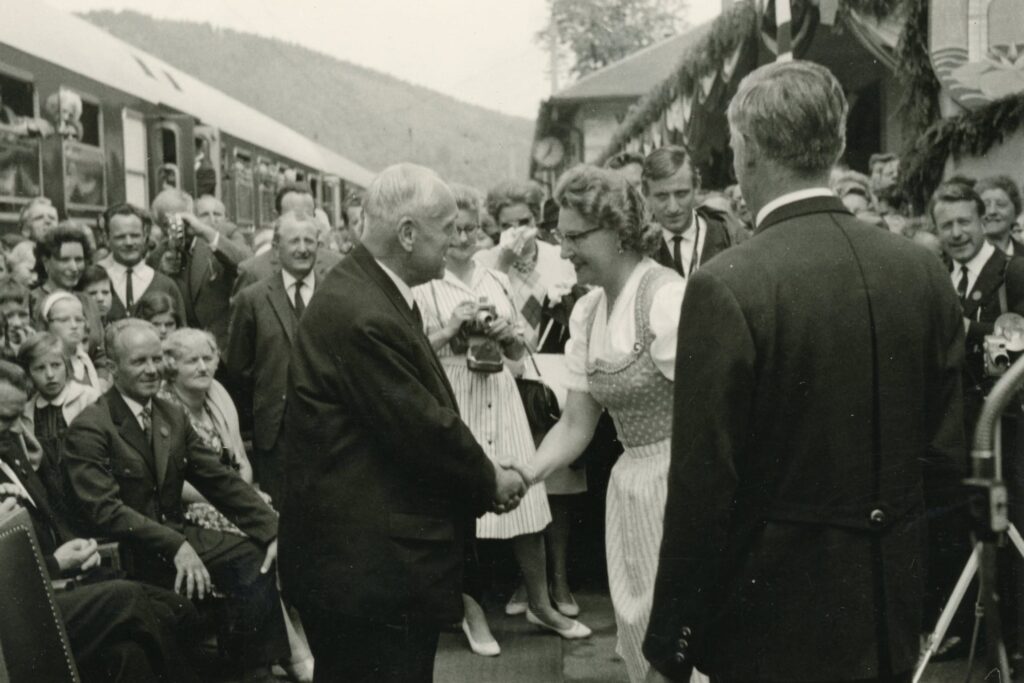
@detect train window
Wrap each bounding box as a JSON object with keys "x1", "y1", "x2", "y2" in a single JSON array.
[
  {"x1": 159, "y1": 124, "x2": 180, "y2": 190},
  {"x1": 46, "y1": 88, "x2": 101, "y2": 146},
  {"x1": 123, "y1": 110, "x2": 148, "y2": 207},
  {"x1": 161, "y1": 126, "x2": 178, "y2": 165},
  {"x1": 0, "y1": 70, "x2": 44, "y2": 201},
  {"x1": 232, "y1": 149, "x2": 254, "y2": 225},
  {"x1": 257, "y1": 157, "x2": 277, "y2": 226}
]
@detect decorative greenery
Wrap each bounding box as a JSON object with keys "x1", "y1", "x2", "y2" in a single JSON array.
[
  {"x1": 893, "y1": 0, "x2": 940, "y2": 142},
  {"x1": 596, "y1": 0, "x2": 758, "y2": 163},
  {"x1": 901, "y1": 91, "x2": 1024, "y2": 213}
]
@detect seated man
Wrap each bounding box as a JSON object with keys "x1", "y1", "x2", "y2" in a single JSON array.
[
  {"x1": 0, "y1": 360, "x2": 198, "y2": 682},
  {"x1": 64, "y1": 319, "x2": 289, "y2": 681}
]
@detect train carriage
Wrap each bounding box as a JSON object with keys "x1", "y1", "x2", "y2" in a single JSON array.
[{"x1": 0, "y1": 2, "x2": 372, "y2": 238}]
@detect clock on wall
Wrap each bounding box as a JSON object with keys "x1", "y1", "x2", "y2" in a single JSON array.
[{"x1": 533, "y1": 137, "x2": 565, "y2": 169}]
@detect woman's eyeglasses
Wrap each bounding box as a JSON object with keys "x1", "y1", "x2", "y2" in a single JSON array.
[
  {"x1": 552, "y1": 225, "x2": 607, "y2": 246},
  {"x1": 499, "y1": 217, "x2": 535, "y2": 230}
]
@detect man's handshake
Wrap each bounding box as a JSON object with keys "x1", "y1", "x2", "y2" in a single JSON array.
[{"x1": 492, "y1": 464, "x2": 528, "y2": 514}]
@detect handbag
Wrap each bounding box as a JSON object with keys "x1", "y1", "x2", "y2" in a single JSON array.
[{"x1": 516, "y1": 318, "x2": 563, "y2": 439}]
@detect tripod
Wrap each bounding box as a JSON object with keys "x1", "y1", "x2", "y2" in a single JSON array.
[{"x1": 915, "y1": 343, "x2": 1024, "y2": 683}]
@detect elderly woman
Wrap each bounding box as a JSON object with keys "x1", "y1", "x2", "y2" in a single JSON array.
[
  {"x1": 158, "y1": 327, "x2": 313, "y2": 681},
  {"x1": 976, "y1": 175, "x2": 1024, "y2": 256},
  {"x1": 135, "y1": 290, "x2": 182, "y2": 341},
  {"x1": 412, "y1": 185, "x2": 590, "y2": 654},
  {"x1": 17, "y1": 331, "x2": 100, "y2": 463},
  {"x1": 516, "y1": 165, "x2": 699, "y2": 683},
  {"x1": 38, "y1": 290, "x2": 104, "y2": 390}
]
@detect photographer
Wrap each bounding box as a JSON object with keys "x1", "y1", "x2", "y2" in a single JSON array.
[
  {"x1": 149, "y1": 191, "x2": 251, "y2": 354},
  {"x1": 411, "y1": 184, "x2": 590, "y2": 657}
]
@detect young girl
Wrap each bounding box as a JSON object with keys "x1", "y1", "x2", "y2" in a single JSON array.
[
  {"x1": 39, "y1": 291, "x2": 105, "y2": 390},
  {"x1": 16, "y1": 331, "x2": 100, "y2": 463}
]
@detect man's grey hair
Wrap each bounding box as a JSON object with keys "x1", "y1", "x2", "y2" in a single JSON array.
[
  {"x1": 105, "y1": 318, "x2": 159, "y2": 364},
  {"x1": 150, "y1": 189, "x2": 194, "y2": 227},
  {"x1": 362, "y1": 163, "x2": 453, "y2": 236},
  {"x1": 727, "y1": 60, "x2": 848, "y2": 174}
]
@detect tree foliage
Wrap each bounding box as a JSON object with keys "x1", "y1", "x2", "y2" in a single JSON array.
[{"x1": 539, "y1": 0, "x2": 689, "y2": 79}]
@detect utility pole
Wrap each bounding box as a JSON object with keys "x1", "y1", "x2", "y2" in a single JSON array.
[{"x1": 548, "y1": 3, "x2": 560, "y2": 94}]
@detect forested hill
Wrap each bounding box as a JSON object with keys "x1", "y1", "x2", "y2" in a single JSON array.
[{"x1": 83, "y1": 10, "x2": 533, "y2": 187}]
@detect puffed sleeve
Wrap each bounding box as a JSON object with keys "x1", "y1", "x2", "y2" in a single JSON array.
[
  {"x1": 649, "y1": 279, "x2": 687, "y2": 381},
  {"x1": 563, "y1": 289, "x2": 603, "y2": 393}
]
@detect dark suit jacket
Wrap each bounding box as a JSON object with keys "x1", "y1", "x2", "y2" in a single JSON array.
[
  {"x1": 151, "y1": 231, "x2": 251, "y2": 354},
  {"x1": 232, "y1": 247, "x2": 341, "y2": 302},
  {"x1": 957, "y1": 247, "x2": 1024, "y2": 392},
  {"x1": 226, "y1": 270, "x2": 307, "y2": 451},
  {"x1": 64, "y1": 389, "x2": 277, "y2": 564},
  {"x1": 653, "y1": 208, "x2": 732, "y2": 276},
  {"x1": 278, "y1": 244, "x2": 497, "y2": 625},
  {"x1": 104, "y1": 266, "x2": 187, "y2": 324},
  {"x1": 644, "y1": 196, "x2": 965, "y2": 680}
]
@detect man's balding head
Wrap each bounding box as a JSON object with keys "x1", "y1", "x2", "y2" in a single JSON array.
[
  {"x1": 361, "y1": 163, "x2": 457, "y2": 287},
  {"x1": 151, "y1": 189, "x2": 194, "y2": 228}
]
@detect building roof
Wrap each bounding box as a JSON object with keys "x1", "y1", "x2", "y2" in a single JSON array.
[
  {"x1": 551, "y1": 21, "x2": 714, "y2": 102},
  {"x1": 1, "y1": 2, "x2": 374, "y2": 187}
]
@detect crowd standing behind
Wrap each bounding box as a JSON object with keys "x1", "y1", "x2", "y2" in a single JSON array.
[{"x1": 0, "y1": 96, "x2": 1022, "y2": 681}]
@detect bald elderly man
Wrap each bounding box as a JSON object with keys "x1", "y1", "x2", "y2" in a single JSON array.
[{"x1": 279, "y1": 163, "x2": 527, "y2": 682}]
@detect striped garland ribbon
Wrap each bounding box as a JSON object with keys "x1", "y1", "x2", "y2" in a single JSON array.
[{"x1": 775, "y1": 0, "x2": 793, "y2": 61}]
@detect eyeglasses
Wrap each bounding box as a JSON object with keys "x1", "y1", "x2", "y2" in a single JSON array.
[
  {"x1": 552, "y1": 225, "x2": 607, "y2": 246},
  {"x1": 499, "y1": 217, "x2": 534, "y2": 230},
  {"x1": 454, "y1": 225, "x2": 480, "y2": 237}
]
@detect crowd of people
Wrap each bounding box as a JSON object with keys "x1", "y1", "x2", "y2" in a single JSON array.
[{"x1": 0, "y1": 57, "x2": 1023, "y2": 683}]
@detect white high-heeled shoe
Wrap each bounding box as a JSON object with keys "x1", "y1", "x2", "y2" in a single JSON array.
[
  {"x1": 462, "y1": 618, "x2": 501, "y2": 656},
  {"x1": 525, "y1": 609, "x2": 592, "y2": 639}
]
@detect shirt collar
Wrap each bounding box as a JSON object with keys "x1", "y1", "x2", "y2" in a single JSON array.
[
  {"x1": 117, "y1": 390, "x2": 151, "y2": 422},
  {"x1": 282, "y1": 269, "x2": 316, "y2": 292},
  {"x1": 104, "y1": 258, "x2": 152, "y2": 278},
  {"x1": 661, "y1": 211, "x2": 701, "y2": 244},
  {"x1": 35, "y1": 383, "x2": 70, "y2": 409},
  {"x1": 755, "y1": 188, "x2": 836, "y2": 228},
  {"x1": 960, "y1": 240, "x2": 996, "y2": 276},
  {"x1": 375, "y1": 259, "x2": 415, "y2": 309}
]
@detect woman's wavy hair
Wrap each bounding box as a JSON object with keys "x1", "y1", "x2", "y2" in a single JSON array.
[{"x1": 554, "y1": 164, "x2": 659, "y2": 256}]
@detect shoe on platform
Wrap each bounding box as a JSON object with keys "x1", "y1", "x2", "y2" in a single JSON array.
[
  {"x1": 462, "y1": 618, "x2": 501, "y2": 656},
  {"x1": 505, "y1": 595, "x2": 528, "y2": 616},
  {"x1": 525, "y1": 608, "x2": 592, "y2": 639},
  {"x1": 552, "y1": 592, "x2": 580, "y2": 617}
]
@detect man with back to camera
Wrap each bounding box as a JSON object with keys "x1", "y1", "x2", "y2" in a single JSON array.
[
  {"x1": 642, "y1": 145, "x2": 732, "y2": 278},
  {"x1": 97, "y1": 203, "x2": 186, "y2": 322},
  {"x1": 279, "y1": 163, "x2": 527, "y2": 682},
  {"x1": 64, "y1": 319, "x2": 289, "y2": 682},
  {"x1": 643, "y1": 60, "x2": 966, "y2": 682},
  {"x1": 227, "y1": 211, "x2": 333, "y2": 503}
]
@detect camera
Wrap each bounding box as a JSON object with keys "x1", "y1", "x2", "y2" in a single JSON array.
[
  {"x1": 451, "y1": 299, "x2": 504, "y2": 374},
  {"x1": 984, "y1": 313, "x2": 1024, "y2": 377},
  {"x1": 163, "y1": 212, "x2": 192, "y2": 271}
]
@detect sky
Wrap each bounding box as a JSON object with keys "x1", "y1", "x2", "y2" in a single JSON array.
[{"x1": 46, "y1": 0, "x2": 722, "y2": 119}]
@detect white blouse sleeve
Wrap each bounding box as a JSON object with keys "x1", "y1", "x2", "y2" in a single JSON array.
[
  {"x1": 648, "y1": 279, "x2": 687, "y2": 381},
  {"x1": 563, "y1": 289, "x2": 602, "y2": 393}
]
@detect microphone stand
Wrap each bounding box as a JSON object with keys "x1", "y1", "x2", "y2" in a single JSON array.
[{"x1": 915, "y1": 352, "x2": 1024, "y2": 682}]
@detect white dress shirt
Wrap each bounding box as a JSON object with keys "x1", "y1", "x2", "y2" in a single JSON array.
[
  {"x1": 375, "y1": 259, "x2": 415, "y2": 309},
  {"x1": 281, "y1": 270, "x2": 316, "y2": 309},
  {"x1": 661, "y1": 212, "x2": 706, "y2": 277},
  {"x1": 755, "y1": 188, "x2": 836, "y2": 228},
  {"x1": 118, "y1": 391, "x2": 153, "y2": 433},
  {"x1": 100, "y1": 257, "x2": 156, "y2": 308},
  {"x1": 951, "y1": 240, "x2": 995, "y2": 297}
]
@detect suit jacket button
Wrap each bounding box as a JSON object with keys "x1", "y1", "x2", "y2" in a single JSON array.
[
  {"x1": 673, "y1": 652, "x2": 687, "y2": 664},
  {"x1": 680, "y1": 626, "x2": 692, "y2": 638},
  {"x1": 870, "y1": 508, "x2": 886, "y2": 527},
  {"x1": 677, "y1": 638, "x2": 688, "y2": 650}
]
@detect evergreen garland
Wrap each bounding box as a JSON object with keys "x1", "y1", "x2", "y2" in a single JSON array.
[
  {"x1": 894, "y1": 0, "x2": 940, "y2": 141},
  {"x1": 596, "y1": 0, "x2": 758, "y2": 163},
  {"x1": 901, "y1": 91, "x2": 1024, "y2": 212}
]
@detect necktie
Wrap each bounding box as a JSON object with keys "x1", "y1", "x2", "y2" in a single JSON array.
[
  {"x1": 957, "y1": 265, "x2": 970, "y2": 304},
  {"x1": 293, "y1": 280, "x2": 306, "y2": 318},
  {"x1": 672, "y1": 235, "x2": 684, "y2": 276},
  {"x1": 411, "y1": 302, "x2": 424, "y2": 328},
  {"x1": 139, "y1": 404, "x2": 152, "y2": 440},
  {"x1": 125, "y1": 267, "x2": 134, "y2": 310}
]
